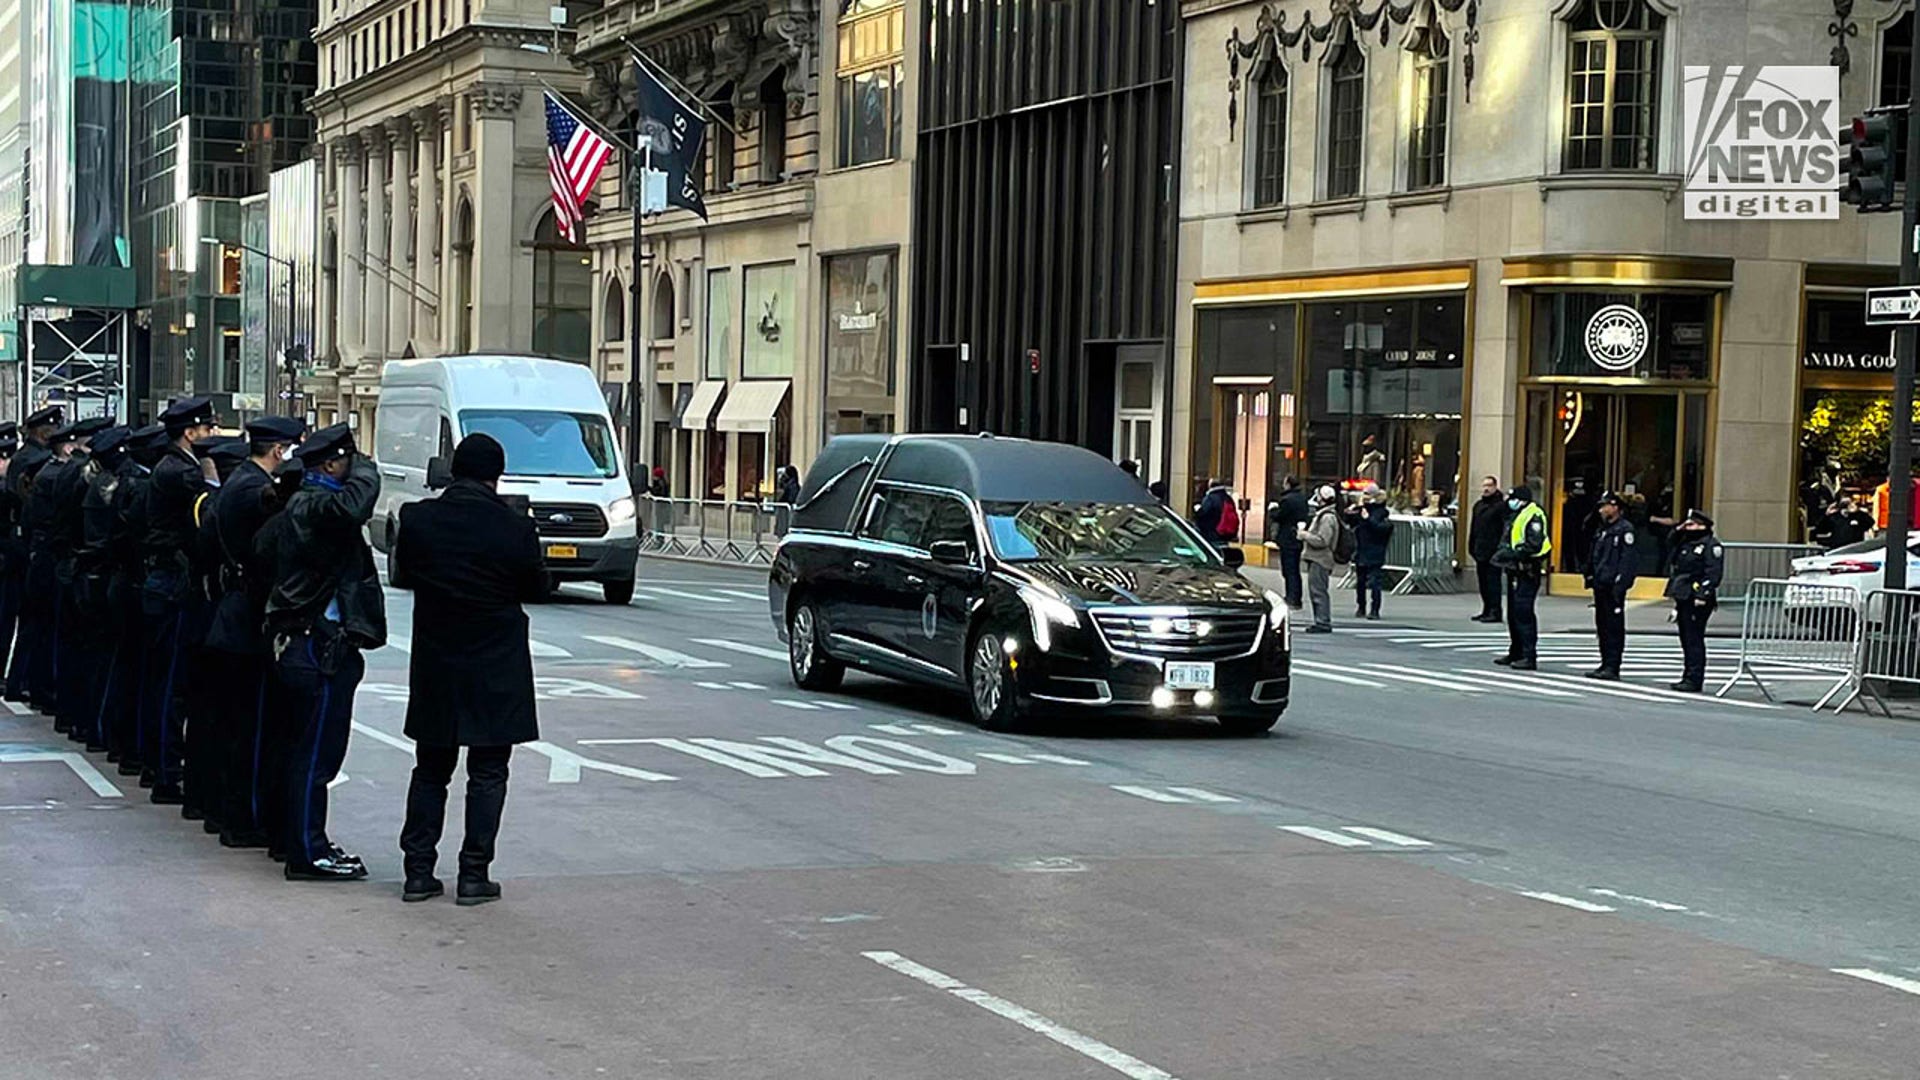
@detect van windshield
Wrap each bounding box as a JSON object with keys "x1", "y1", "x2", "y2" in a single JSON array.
[{"x1": 459, "y1": 409, "x2": 619, "y2": 479}]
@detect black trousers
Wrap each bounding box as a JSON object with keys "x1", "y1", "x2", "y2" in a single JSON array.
[
  {"x1": 1676, "y1": 599, "x2": 1713, "y2": 685},
  {"x1": 401, "y1": 744, "x2": 514, "y2": 883},
  {"x1": 29, "y1": 559, "x2": 59, "y2": 713},
  {"x1": 55, "y1": 581, "x2": 92, "y2": 741},
  {"x1": 105, "y1": 583, "x2": 146, "y2": 767},
  {"x1": 1506, "y1": 573, "x2": 1540, "y2": 661},
  {"x1": 182, "y1": 641, "x2": 225, "y2": 820},
  {"x1": 1592, "y1": 583, "x2": 1628, "y2": 672},
  {"x1": 279, "y1": 635, "x2": 364, "y2": 868},
  {"x1": 1277, "y1": 541, "x2": 1304, "y2": 607},
  {"x1": 1475, "y1": 559, "x2": 1503, "y2": 619},
  {"x1": 140, "y1": 595, "x2": 188, "y2": 791},
  {"x1": 0, "y1": 554, "x2": 22, "y2": 698},
  {"x1": 215, "y1": 653, "x2": 272, "y2": 839}
]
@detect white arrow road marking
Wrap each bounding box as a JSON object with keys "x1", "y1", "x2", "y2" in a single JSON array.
[
  {"x1": 0, "y1": 749, "x2": 122, "y2": 798},
  {"x1": 694, "y1": 638, "x2": 791, "y2": 662},
  {"x1": 862, "y1": 951, "x2": 1180, "y2": 1080},
  {"x1": 522, "y1": 741, "x2": 677, "y2": 783},
  {"x1": 584, "y1": 635, "x2": 730, "y2": 669},
  {"x1": 1279, "y1": 825, "x2": 1371, "y2": 847}
]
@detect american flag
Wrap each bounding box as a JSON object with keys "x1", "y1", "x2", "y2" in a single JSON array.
[{"x1": 544, "y1": 93, "x2": 614, "y2": 243}]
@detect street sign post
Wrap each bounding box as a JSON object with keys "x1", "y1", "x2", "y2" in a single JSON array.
[{"x1": 1865, "y1": 286, "x2": 1920, "y2": 325}]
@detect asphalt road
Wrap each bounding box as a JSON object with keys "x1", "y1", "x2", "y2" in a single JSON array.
[{"x1": 4, "y1": 556, "x2": 1920, "y2": 1078}]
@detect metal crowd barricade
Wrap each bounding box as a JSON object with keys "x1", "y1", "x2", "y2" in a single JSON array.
[
  {"x1": 1716, "y1": 542, "x2": 1823, "y2": 601},
  {"x1": 1338, "y1": 514, "x2": 1460, "y2": 595},
  {"x1": 640, "y1": 495, "x2": 789, "y2": 566},
  {"x1": 1716, "y1": 577, "x2": 1865, "y2": 710},
  {"x1": 1843, "y1": 587, "x2": 1920, "y2": 716}
]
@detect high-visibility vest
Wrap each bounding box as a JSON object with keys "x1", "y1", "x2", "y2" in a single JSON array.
[{"x1": 1509, "y1": 501, "x2": 1551, "y2": 557}]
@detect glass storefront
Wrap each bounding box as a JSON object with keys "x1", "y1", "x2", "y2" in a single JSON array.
[
  {"x1": 1191, "y1": 294, "x2": 1465, "y2": 538},
  {"x1": 1519, "y1": 289, "x2": 1717, "y2": 577},
  {"x1": 823, "y1": 250, "x2": 897, "y2": 436},
  {"x1": 1797, "y1": 291, "x2": 1905, "y2": 537}
]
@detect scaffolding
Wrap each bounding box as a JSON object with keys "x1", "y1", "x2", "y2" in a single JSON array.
[{"x1": 17, "y1": 265, "x2": 136, "y2": 422}]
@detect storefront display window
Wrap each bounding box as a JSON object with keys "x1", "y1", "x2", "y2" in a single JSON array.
[
  {"x1": 1529, "y1": 291, "x2": 1711, "y2": 380},
  {"x1": 705, "y1": 268, "x2": 734, "y2": 380},
  {"x1": 824, "y1": 251, "x2": 897, "y2": 435},
  {"x1": 743, "y1": 262, "x2": 796, "y2": 377},
  {"x1": 1798, "y1": 292, "x2": 1906, "y2": 536}
]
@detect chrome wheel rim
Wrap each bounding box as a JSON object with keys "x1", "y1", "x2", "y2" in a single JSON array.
[
  {"x1": 792, "y1": 606, "x2": 816, "y2": 678},
  {"x1": 971, "y1": 635, "x2": 1003, "y2": 719}
]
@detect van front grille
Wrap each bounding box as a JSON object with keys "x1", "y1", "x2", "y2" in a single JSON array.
[{"x1": 530, "y1": 502, "x2": 609, "y2": 539}]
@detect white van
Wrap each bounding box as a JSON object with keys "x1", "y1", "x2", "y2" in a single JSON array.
[{"x1": 373, "y1": 354, "x2": 638, "y2": 604}]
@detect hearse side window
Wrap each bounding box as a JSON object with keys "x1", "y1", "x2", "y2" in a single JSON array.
[
  {"x1": 923, "y1": 495, "x2": 977, "y2": 558},
  {"x1": 867, "y1": 487, "x2": 939, "y2": 550}
]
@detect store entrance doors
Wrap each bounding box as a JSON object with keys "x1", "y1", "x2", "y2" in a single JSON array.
[{"x1": 1524, "y1": 388, "x2": 1709, "y2": 582}]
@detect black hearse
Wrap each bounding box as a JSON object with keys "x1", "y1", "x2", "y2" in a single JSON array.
[{"x1": 768, "y1": 434, "x2": 1291, "y2": 734}]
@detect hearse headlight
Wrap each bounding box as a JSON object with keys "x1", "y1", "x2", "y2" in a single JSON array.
[{"x1": 1019, "y1": 586, "x2": 1080, "y2": 652}]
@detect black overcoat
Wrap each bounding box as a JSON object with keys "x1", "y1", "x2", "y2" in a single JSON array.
[{"x1": 390, "y1": 480, "x2": 549, "y2": 747}]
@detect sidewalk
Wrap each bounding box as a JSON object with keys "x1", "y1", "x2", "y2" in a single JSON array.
[{"x1": 1241, "y1": 566, "x2": 1721, "y2": 637}]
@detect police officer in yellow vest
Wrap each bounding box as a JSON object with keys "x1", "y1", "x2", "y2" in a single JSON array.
[{"x1": 1491, "y1": 485, "x2": 1551, "y2": 670}]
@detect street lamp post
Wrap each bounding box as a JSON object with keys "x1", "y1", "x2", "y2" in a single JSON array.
[{"x1": 202, "y1": 237, "x2": 303, "y2": 418}]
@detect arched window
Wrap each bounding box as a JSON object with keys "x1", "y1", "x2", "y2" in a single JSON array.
[
  {"x1": 322, "y1": 223, "x2": 339, "y2": 353},
  {"x1": 650, "y1": 272, "x2": 676, "y2": 342},
  {"x1": 760, "y1": 68, "x2": 788, "y2": 183},
  {"x1": 1408, "y1": 28, "x2": 1450, "y2": 190},
  {"x1": 602, "y1": 276, "x2": 625, "y2": 342},
  {"x1": 1323, "y1": 44, "x2": 1365, "y2": 199},
  {"x1": 452, "y1": 197, "x2": 474, "y2": 353},
  {"x1": 531, "y1": 210, "x2": 592, "y2": 362},
  {"x1": 1563, "y1": 0, "x2": 1665, "y2": 171},
  {"x1": 1251, "y1": 62, "x2": 1288, "y2": 208}
]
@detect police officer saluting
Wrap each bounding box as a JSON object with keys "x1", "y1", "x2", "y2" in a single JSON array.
[
  {"x1": 141, "y1": 396, "x2": 217, "y2": 805},
  {"x1": 1585, "y1": 492, "x2": 1638, "y2": 681},
  {"x1": 44, "y1": 417, "x2": 112, "y2": 741},
  {"x1": 109, "y1": 425, "x2": 168, "y2": 776},
  {"x1": 1492, "y1": 485, "x2": 1551, "y2": 671},
  {"x1": 0, "y1": 422, "x2": 24, "y2": 690},
  {"x1": 262, "y1": 423, "x2": 385, "y2": 881},
  {"x1": 204, "y1": 416, "x2": 304, "y2": 849},
  {"x1": 10, "y1": 405, "x2": 63, "y2": 710},
  {"x1": 1665, "y1": 510, "x2": 1725, "y2": 693},
  {"x1": 70, "y1": 424, "x2": 132, "y2": 752}
]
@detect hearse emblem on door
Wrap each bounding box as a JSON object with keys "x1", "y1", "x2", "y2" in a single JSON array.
[{"x1": 922, "y1": 594, "x2": 939, "y2": 639}]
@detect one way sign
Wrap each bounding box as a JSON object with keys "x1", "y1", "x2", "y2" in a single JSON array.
[{"x1": 1865, "y1": 286, "x2": 1920, "y2": 325}]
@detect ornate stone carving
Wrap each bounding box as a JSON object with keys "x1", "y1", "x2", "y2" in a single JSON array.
[
  {"x1": 763, "y1": 0, "x2": 817, "y2": 119},
  {"x1": 465, "y1": 83, "x2": 524, "y2": 118},
  {"x1": 1226, "y1": 0, "x2": 1482, "y2": 139},
  {"x1": 411, "y1": 104, "x2": 441, "y2": 135},
  {"x1": 1829, "y1": 0, "x2": 1859, "y2": 77}
]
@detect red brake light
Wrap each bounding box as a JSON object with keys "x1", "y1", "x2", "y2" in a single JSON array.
[{"x1": 1825, "y1": 559, "x2": 1881, "y2": 574}]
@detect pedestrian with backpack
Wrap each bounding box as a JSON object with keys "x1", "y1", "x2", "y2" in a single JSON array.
[
  {"x1": 1194, "y1": 478, "x2": 1239, "y2": 549},
  {"x1": 1298, "y1": 485, "x2": 1342, "y2": 633}
]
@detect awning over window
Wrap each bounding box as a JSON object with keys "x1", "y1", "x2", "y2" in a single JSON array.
[
  {"x1": 714, "y1": 379, "x2": 791, "y2": 433},
  {"x1": 677, "y1": 380, "x2": 727, "y2": 430}
]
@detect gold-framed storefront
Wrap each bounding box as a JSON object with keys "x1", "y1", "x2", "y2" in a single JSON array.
[
  {"x1": 1188, "y1": 264, "x2": 1476, "y2": 563},
  {"x1": 1795, "y1": 263, "x2": 1900, "y2": 542},
  {"x1": 1505, "y1": 256, "x2": 1727, "y2": 598}
]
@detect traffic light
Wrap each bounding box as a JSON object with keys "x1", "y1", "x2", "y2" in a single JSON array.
[{"x1": 1841, "y1": 113, "x2": 1901, "y2": 212}]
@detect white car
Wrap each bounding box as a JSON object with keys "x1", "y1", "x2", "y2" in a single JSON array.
[{"x1": 1784, "y1": 537, "x2": 1920, "y2": 632}]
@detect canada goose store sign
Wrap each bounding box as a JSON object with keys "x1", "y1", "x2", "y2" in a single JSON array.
[{"x1": 1682, "y1": 65, "x2": 1839, "y2": 220}]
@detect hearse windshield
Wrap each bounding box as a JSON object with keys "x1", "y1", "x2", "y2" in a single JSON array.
[{"x1": 982, "y1": 501, "x2": 1215, "y2": 566}]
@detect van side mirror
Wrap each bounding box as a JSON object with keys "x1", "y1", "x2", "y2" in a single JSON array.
[
  {"x1": 1221, "y1": 545, "x2": 1246, "y2": 569},
  {"x1": 929, "y1": 540, "x2": 972, "y2": 566},
  {"x1": 426, "y1": 456, "x2": 452, "y2": 490}
]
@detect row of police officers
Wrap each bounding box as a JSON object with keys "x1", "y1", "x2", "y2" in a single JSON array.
[{"x1": 2, "y1": 399, "x2": 384, "y2": 880}]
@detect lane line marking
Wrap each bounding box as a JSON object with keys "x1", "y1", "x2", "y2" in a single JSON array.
[
  {"x1": 772, "y1": 699, "x2": 822, "y2": 711},
  {"x1": 350, "y1": 722, "x2": 415, "y2": 753},
  {"x1": 641, "y1": 586, "x2": 736, "y2": 604},
  {"x1": 1030, "y1": 753, "x2": 1092, "y2": 766},
  {"x1": 1519, "y1": 890, "x2": 1616, "y2": 913},
  {"x1": 715, "y1": 588, "x2": 768, "y2": 601},
  {"x1": 1359, "y1": 662, "x2": 1576, "y2": 698},
  {"x1": 528, "y1": 638, "x2": 572, "y2": 658},
  {"x1": 584, "y1": 635, "x2": 731, "y2": 669},
  {"x1": 1111, "y1": 785, "x2": 1188, "y2": 804},
  {"x1": 1289, "y1": 667, "x2": 1385, "y2": 688},
  {"x1": 727, "y1": 680, "x2": 769, "y2": 690},
  {"x1": 694, "y1": 638, "x2": 792, "y2": 662},
  {"x1": 978, "y1": 752, "x2": 1035, "y2": 764},
  {"x1": 816, "y1": 701, "x2": 861, "y2": 711},
  {"x1": 1342, "y1": 826, "x2": 1432, "y2": 847},
  {"x1": 695, "y1": 681, "x2": 733, "y2": 690},
  {"x1": 1588, "y1": 888, "x2": 1689, "y2": 912},
  {"x1": 2, "y1": 699, "x2": 34, "y2": 716},
  {"x1": 861, "y1": 951, "x2": 1180, "y2": 1080},
  {"x1": 0, "y1": 751, "x2": 126, "y2": 798},
  {"x1": 869, "y1": 723, "x2": 917, "y2": 735},
  {"x1": 1833, "y1": 968, "x2": 1920, "y2": 996},
  {"x1": 1165, "y1": 786, "x2": 1237, "y2": 803},
  {"x1": 1279, "y1": 825, "x2": 1372, "y2": 848},
  {"x1": 909, "y1": 723, "x2": 962, "y2": 736}
]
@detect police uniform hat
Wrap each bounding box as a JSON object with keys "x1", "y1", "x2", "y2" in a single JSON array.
[
  {"x1": 128, "y1": 423, "x2": 171, "y2": 465},
  {"x1": 66, "y1": 416, "x2": 112, "y2": 440},
  {"x1": 90, "y1": 425, "x2": 133, "y2": 456},
  {"x1": 293, "y1": 423, "x2": 356, "y2": 464},
  {"x1": 193, "y1": 435, "x2": 250, "y2": 466},
  {"x1": 1682, "y1": 508, "x2": 1715, "y2": 528},
  {"x1": 244, "y1": 415, "x2": 306, "y2": 444},
  {"x1": 1508, "y1": 485, "x2": 1534, "y2": 503},
  {"x1": 160, "y1": 395, "x2": 216, "y2": 434},
  {"x1": 1597, "y1": 491, "x2": 1625, "y2": 508},
  {"x1": 24, "y1": 406, "x2": 63, "y2": 429}
]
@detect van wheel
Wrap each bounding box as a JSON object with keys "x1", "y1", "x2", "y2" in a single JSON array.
[
  {"x1": 788, "y1": 601, "x2": 844, "y2": 690},
  {"x1": 967, "y1": 628, "x2": 1027, "y2": 733},
  {"x1": 603, "y1": 579, "x2": 635, "y2": 605}
]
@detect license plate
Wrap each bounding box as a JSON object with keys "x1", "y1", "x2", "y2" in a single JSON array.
[
  {"x1": 1164, "y1": 661, "x2": 1215, "y2": 690},
  {"x1": 546, "y1": 544, "x2": 579, "y2": 560}
]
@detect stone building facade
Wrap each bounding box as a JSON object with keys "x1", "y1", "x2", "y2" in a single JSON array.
[{"x1": 1178, "y1": 0, "x2": 1910, "y2": 594}]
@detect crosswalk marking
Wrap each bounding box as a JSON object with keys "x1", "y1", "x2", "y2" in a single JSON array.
[
  {"x1": 978, "y1": 752, "x2": 1036, "y2": 765},
  {"x1": 1343, "y1": 826, "x2": 1432, "y2": 847},
  {"x1": 694, "y1": 638, "x2": 792, "y2": 662},
  {"x1": 1166, "y1": 786, "x2": 1237, "y2": 803},
  {"x1": 1494, "y1": 667, "x2": 1776, "y2": 709},
  {"x1": 584, "y1": 635, "x2": 731, "y2": 669},
  {"x1": 1029, "y1": 753, "x2": 1092, "y2": 766},
  {"x1": 528, "y1": 638, "x2": 571, "y2": 658},
  {"x1": 1280, "y1": 825, "x2": 1372, "y2": 848},
  {"x1": 1469, "y1": 669, "x2": 1677, "y2": 705},
  {"x1": 1357, "y1": 662, "x2": 1571, "y2": 698},
  {"x1": 772, "y1": 699, "x2": 821, "y2": 711},
  {"x1": 2, "y1": 699, "x2": 33, "y2": 716},
  {"x1": 1289, "y1": 664, "x2": 1386, "y2": 688},
  {"x1": 1111, "y1": 785, "x2": 1189, "y2": 804},
  {"x1": 640, "y1": 586, "x2": 736, "y2": 604},
  {"x1": 1321, "y1": 661, "x2": 1487, "y2": 695}
]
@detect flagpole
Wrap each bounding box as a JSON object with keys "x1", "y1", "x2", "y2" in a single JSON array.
[
  {"x1": 628, "y1": 135, "x2": 648, "y2": 489},
  {"x1": 536, "y1": 78, "x2": 638, "y2": 155}
]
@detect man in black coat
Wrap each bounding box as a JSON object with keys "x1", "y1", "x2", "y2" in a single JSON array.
[
  {"x1": 263, "y1": 424, "x2": 385, "y2": 882},
  {"x1": 7, "y1": 405, "x2": 61, "y2": 705},
  {"x1": 392, "y1": 434, "x2": 549, "y2": 906},
  {"x1": 203, "y1": 417, "x2": 304, "y2": 849},
  {"x1": 1585, "y1": 492, "x2": 1638, "y2": 681},
  {"x1": 42, "y1": 417, "x2": 111, "y2": 737},
  {"x1": 70, "y1": 425, "x2": 131, "y2": 752},
  {"x1": 1269, "y1": 476, "x2": 1310, "y2": 609},
  {"x1": 139, "y1": 396, "x2": 216, "y2": 805},
  {"x1": 1467, "y1": 475, "x2": 1507, "y2": 623},
  {"x1": 106, "y1": 425, "x2": 167, "y2": 776}
]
